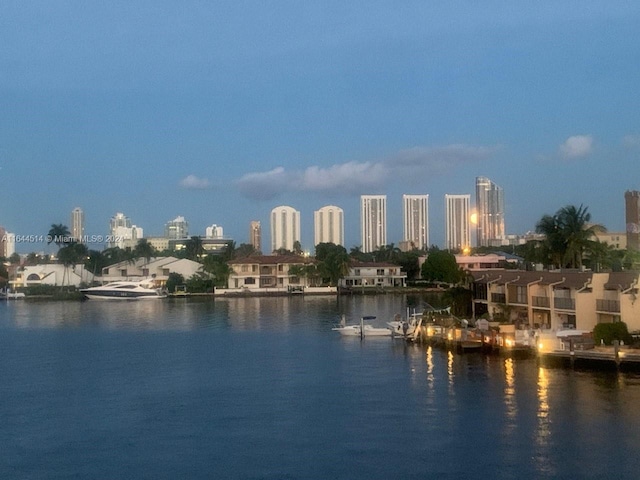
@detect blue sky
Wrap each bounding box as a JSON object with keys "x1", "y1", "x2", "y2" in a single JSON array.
[{"x1": 1, "y1": 1, "x2": 639, "y2": 253}]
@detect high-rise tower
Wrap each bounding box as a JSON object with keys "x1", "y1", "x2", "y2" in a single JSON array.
[
  {"x1": 445, "y1": 194, "x2": 471, "y2": 252},
  {"x1": 270, "y1": 206, "x2": 300, "y2": 252},
  {"x1": 626, "y1": 190, "x2": 640, "y2": 251},
  {"x1": 314, "y1": 205, "x2": 344, "y2": 247},
  {"x1": 475, "y1": 176, "x2": 505, "y2": 247},
  {"x1": 360, "y1": 195, "x2": 387, "y2": 253},
  {"x1": 402, "y1": 194, "x2": 429, "y2": 251},
  {"x1": 249, "y1": 221, "x2": 262, "y2": 253},
  {"x1": 71, "y1": 207, "x2": 85, "y2": 242}
]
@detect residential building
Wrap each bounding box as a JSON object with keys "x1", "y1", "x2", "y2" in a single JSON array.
[
  {"x1": 0, "y1": 226, "x2": 15, "y2": 258},
  {"x1": 71, "y1": 207, "x2": 85, "y2": 242},
  {"x1": 338, "y1": 261, "x2": 407, "y2": 289},
  {"x1": 165, "y1": 216, "x2": 189, "y2": 239},
  {"x1": 360, "y1": 195, "x2": 386, "y2": 253},
  {"x1": 270, "y1": 206, "x2": 300, "y2": 253},
  {"x1": 594, "y1": 231, "x2": 627, "y2": 250},
  {"x1": 249, "y1": 221, "x2": 261, "y2": 252},
  {"x1": 445, "y1": 194, "x2": 471, "y2": 252},
  {"x1": 100, "y1": 256, "x2": 203, "y2": 285},
  {"x1": 205, "y1": 224, "x2": 224, "y2": 239},
  {"x1": 626, "y1": 190, "x2": 640, "y2": 251},
  {"x1": 169, "y1": 237, "x2": 230, "y2": 255},
  {"x1": 227, "y1": 255, "x2": 319, "y2": 290},
  {"x1": 471, "y1": 270, "x2": 640, "y2": 332},
  {"x1": 314, "y1": 205, "x2": 344, "y2": 247},
  {"x1": 109, "y1": 212, "x2": 143, "y2": 249},
  {"x1": 10, "y1": 263, "x2": 95, "y2": 288},
  {"x1": 475, "y1": 176, "x2": 505, "y2": 247},
  {"x1": 402, "y1": 194, "x2": 429, "y2": 251}
]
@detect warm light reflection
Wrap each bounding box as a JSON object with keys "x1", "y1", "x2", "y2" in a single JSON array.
[
  {"x1": 425, "y1": 346, "x2": 434, "y2": 389},
  {"x1": 470, "y1": 212, "x2": 478, "y2": 224},
  {"x1": 447, "y1": 350, "x2": 455, "y2": 392},
  {"x1": 504, "y1": 358, "x2": 517, "y2": 426},
  {"x1": 534, "y1": 366, "x2": 554, "y2": 475}
]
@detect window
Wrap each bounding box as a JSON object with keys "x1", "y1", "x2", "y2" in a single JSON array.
[
  {"x1": 245, "y1": 277, "x2": 255, "y2": 285},
  {"x1": 241, "y1": 265, "x2": 248, "y2": 272},
  {"x1": 120, "y1": 269, "x2": 127, "y2": 276},
  {"x1": 377, "y1": 269, "x2": 385, "y2": 275}
]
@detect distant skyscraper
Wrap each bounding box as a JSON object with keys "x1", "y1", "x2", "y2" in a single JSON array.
[
  {"x1": 205, "y1": 224, "x2": 224, "y2": 239},
  {"x1": 475, "y1": 176, "x2": 505, "y2": 247},
  {"x1": 314, "y1": 205, "x2": 344, "y2": 247},
  {"x1": 445, "y1": 194, "x2": 471, "y2": 251},
  {"x1": 270, "y1": 206, "x2": 300, "y2": 252},
  {"x1": 109, "y1": 212, "x2": 142, "y2": 248},
  {"x1": 626, "y1": 190, "x2": 640, "y2": 251},
  {"x1": 249, "y1": 221, "x2": 262, "y2": 253},
  {"x1": 71, "y1": 207, "x2": 85, "y2": 242},
  {"x1": 361, "y1": 195, "x2": 387, "y2": 253},
  {"x1": 165, "y1": 216, "x2": 189, "y2": 239},
  {"x1": 402, "y1": 195, "x2": 429, "y2": 251},
  {"x1": 0, "y1": 226, "x2": 14, "y2": 258}
]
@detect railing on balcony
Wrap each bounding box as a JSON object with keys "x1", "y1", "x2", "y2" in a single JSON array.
[
  {"x1": 491, "y1": 293, "x2": 506, "y2": 304},
  {"x1": 532, "y1": 296, "x2": 550, "y2": 308},
  {"x1": 596, "y1": 299, "x2": 620, "y2": 313},
  {"x1": 554, "y1": 297, "x2": 575, "y2": 310}
]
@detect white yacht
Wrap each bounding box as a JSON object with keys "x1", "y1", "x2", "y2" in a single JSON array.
[{"x1": 80, "y1": 280, "x2": 167, "y2": 300}]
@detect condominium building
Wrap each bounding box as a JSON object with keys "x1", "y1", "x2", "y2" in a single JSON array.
[
  {"x1": 71, "y1": 207, "x2": 85, "y2": 242},
  {"x1": 270, "y1": 205, "x2": 300, "y2": 253},
  {"x1": 205, "y1": 224, "x2": 224, "y2": 239},
  {"x1": 109, "y1": 212, "x2": 143, "y2": 249},
  {"x1": 165, "y1": 216, "x2": 189, "y2": 240},
  {"x1": 249, "y1": 220, "x2": 262, "y2": 252},
  {"x1": 360, "y1": 195, "x2": 387, "y2": 253},
  {"x1": 475, "y1": 176, "x2": 505, "y2": 247},
  {"x1": 445, "y1": 194, "x2": 471, "y2": 252},
  {"x1": 314, "y1": 205, "x2": 344, "y2": 247},
  {"x1": 402, "y1": 194, "x2": 429, "y2": 251},
  {"x1": 626, "y1": 190, "x2": 640, "y2": 251},
  {"x1": 0, "y1": 226, "x2": 15, "y2": 258}
]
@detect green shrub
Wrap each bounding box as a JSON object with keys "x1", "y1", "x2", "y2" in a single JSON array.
[{"x1": 593, "y1": 322, "x2": 633, "y2": 346}]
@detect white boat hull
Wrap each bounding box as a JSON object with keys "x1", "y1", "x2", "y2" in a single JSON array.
[{"x1": 332, "y1": 325, "x2": 392, "y2": 337}]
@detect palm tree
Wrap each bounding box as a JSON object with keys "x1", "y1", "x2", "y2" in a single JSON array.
[
  {"x1": 133, "y1": 239, "x2": 156, "y2": 263},
  {"x1": 184, "y1": 236, "x2": 205, "y2": 261},
  {"x1": 535, "y1": 204, "x2": 605, "y2": 269},
  {"x1": 48, "y1": 224, "x2": 71, "y2": 249},
  {"x1": 557, "y1": 204, "x2": 605, "y2": 269}
]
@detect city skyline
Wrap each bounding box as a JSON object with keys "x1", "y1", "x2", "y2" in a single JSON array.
[{"x1": 1, "y1": 3, "x2": 639, "y2": 252}]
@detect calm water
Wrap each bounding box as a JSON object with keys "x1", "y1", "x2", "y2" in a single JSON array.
[{"x1": 2, "y1": 295, "x2": 640, "y2": 479}]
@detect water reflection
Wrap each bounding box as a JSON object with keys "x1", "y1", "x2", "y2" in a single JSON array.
[
  {"x1": 534, "y1": 367, "x2": 554, "y2": 476},
  {"x1": 503, "y1": 358, "x2": 517, "y2": 430}
]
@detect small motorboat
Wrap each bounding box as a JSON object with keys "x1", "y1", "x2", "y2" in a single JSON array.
[
  {"x1": 387, "y1": 311, "x2": 423, "y2": 338},
  {"x1": 332, "y1": 315, "x2": 392, "y2": 337}
]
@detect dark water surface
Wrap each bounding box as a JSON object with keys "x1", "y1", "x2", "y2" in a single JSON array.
[{"x1": 2, "y1": 296, "x2": 640, "y2": 479}]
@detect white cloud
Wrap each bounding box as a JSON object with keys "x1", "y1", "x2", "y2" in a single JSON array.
[
  {"x1": 301, "y1": 162, "x2": 388, "y2": 193},
  {"x1": 559, "y1": 135, "x2": 594, "y2": 159},
  {"x1": 236, "y1": 167, "x2": 293, "y2": 200},
  {"x1": 235, "y1": 143, "x2": 498, "y2": 200},
  {"x1": 179, "y1": 174, "x2": 210, "y2": 189}
]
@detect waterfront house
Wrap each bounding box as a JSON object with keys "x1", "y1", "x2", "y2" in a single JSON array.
[
  {"x1": 10, "y1": 263, "x2": 95, "y2": 288},
  {"x1": 338, "y1": 261, "x2": 407, "y2": 289},
  {"x1": 100, "y1": 256, "x2": 203, "y2": 285},
  {"x1": 471, "y1": 270, "x2": 640, "y2": 333},
  {"x1": 226, "y1": 255, "x2": 320, "y2": 291}
]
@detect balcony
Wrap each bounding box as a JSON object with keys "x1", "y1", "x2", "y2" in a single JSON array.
[
  {"x1": 596, "y1": 299, "x2": 620, "y2": 313},
  {"x1": 554, "y1": 297, "x2": 575, "y2": 310},
  {"x1": 532, "y1": 296, "x2": 550, "y2": 308}
]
